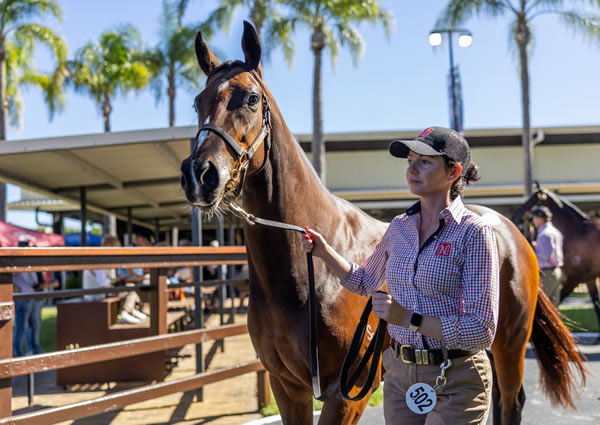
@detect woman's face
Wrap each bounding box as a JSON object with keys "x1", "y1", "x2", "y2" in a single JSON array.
[{"x1": 406, "y1": 151, "x2": 460, "y2": 197}]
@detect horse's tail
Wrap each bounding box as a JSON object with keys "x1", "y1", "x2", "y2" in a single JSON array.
[{"x1": 529, "y1": 288, "x2": 587, "y2": 408}]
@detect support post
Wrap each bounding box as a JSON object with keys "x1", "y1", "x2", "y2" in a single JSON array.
[
  {"x1": 257, "y1": 370, "x2": 270, "y2": 409},
  {"x1": 80, "y1": 187, "x2": 87, "y2": 247},
  {"x1": 191, "y1": 136, "x2": 204, "y2": 401},
  {"x1": 149, "y1": 268, "x2": 168, "y2": 336},
  {"x1": 0, "y1": 273, "x2": 14, "y2": 418},
  {"x1": 126, "y1": 207, "x2": 133, "y2": 246}
]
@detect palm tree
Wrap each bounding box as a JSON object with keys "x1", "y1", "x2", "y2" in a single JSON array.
[
  {"x1": 0, "y1": 0, "x2": 68, "y2": 220},
  {"x1": 67, "y1": 25, "x2": 154, "y2": 132},
  {"x1": 438, "y1": 0, "x2": 600, "y2": 196},
  {"x1": 177, "y1": 0, "x2": 273, "y2": 41},
  {"x1": 149, "y1": 0, "x2": 205, "y2": 127},
  {"x1": 266, "y1": 1, "x2": 393, "y2": 182}
]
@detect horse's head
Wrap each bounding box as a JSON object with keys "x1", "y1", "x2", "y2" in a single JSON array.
[
  {"x1": 181, "y1": 21, "x2": 271, "y2": 213},
  {"x1": 511, "y1": 183, "x2": 565, "y2": 224}
]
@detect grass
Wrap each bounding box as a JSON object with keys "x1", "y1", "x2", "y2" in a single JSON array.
[
  {"x1": 558, "y1": 305, "x2": 599, "y2": 333},
  {"x1": 40, "y1": 306, "x2": 57, "y2": 352},
  {"x1": 260, "y1": 384, "x2": 384, "y2": 416}
]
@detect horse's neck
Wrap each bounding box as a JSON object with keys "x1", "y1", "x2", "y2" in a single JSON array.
[
  {"x1": 547, "y1": 204, "x2": 582, "y2": 234},
  {"x1": 243, "y1": 110, "x2": 332, "y2": 224}
]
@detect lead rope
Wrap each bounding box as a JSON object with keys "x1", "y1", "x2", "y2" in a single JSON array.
[{"x1": 228, "y1": 203, "x2": 334, "y2": 401}]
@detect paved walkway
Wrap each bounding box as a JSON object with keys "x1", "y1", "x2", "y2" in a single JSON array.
[{"x1": 11, "y1": 310, "x2": 264, "y2": 425}]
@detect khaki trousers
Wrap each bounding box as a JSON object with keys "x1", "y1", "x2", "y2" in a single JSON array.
[
  {"x1": 540, "y1": 267, "x2": 563, "y2": 307},
  {"x1": 382, "y1": 347, "x2": 492, "y2": 425}
]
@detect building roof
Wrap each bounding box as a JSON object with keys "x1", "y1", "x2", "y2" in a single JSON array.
[{"x1": 1, "y1": 125, "x2": 599, "y2": 229}]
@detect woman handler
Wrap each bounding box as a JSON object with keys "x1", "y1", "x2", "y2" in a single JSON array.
[{"x1": 301, "y1": 127, "x2": 499, "y2": 424}]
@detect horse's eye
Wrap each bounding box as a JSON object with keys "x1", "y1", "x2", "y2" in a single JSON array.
[{"x1": 248, "y1": 94, "x2": 260, "y2": 107}]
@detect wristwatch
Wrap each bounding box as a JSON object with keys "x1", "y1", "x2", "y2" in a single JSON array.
[{"x1": 408, "y1": 311, "x2": 423, "y2": 333}]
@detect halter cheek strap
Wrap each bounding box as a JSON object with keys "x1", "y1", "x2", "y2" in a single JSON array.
[{"x1": 194, "y1": 91, "x2": 272, "y2": 196}]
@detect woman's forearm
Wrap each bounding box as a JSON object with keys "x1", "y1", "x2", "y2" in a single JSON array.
[{"x1": 321, "y1": 243, "x2": 353, "y2": 281}]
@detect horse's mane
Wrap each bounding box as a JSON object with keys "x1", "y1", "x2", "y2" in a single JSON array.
[{"x1": 544, "y1": 190, "x2": 590, "y2": 220}]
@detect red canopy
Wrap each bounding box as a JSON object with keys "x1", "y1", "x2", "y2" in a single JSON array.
[{"x1": 0, "y1": 221, "x2": 64, "y2": 247}]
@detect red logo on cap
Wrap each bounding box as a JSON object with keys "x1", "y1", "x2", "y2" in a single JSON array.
[{"x1": 418, "y1": 128, "x2": 433, "y2": 138}]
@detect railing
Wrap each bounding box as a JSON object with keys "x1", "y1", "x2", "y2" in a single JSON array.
[{"x1": 0, "y1": 246, "x2": 269, "y2": 424}]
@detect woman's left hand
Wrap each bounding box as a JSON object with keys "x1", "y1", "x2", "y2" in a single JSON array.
[{"x1": 372, "y1": 292, "x2": 407, "y2": 326}]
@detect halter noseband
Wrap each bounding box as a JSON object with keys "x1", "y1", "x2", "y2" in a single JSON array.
[{"x1": 194, "y1": 65, "x2": 272, "y2": 197}]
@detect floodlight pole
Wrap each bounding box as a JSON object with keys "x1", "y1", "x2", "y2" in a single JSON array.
[{"x1": 430, "y1": 28, "x2": 471, "y2": 132}]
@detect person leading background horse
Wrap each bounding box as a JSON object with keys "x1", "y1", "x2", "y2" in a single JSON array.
[
  {"x1": 512, "y1": 184, "x2": 600, "y2": 333},
  {"x1": 531, "y1": 205, "x2": 565, "y2": 306}
]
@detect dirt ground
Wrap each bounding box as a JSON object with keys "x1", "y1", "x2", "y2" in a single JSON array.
[{"x1": 11, "y1": 307, "x2": 265, "y2": 425}]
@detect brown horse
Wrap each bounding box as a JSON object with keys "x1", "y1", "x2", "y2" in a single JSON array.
[
  {"x1": 180, "y1": 22, "x2": 586, "y2": 425},
  {"x1": 511, "y1": 183, "x2": 600, "y2": 332}
]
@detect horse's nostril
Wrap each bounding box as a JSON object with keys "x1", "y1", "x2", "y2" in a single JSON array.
[
  {"x1": 196, "y1": 161, "x2": 210, "y2": 186},
  {"x1": 199, "y1": 161, "x2": 219, "y2": 192}
]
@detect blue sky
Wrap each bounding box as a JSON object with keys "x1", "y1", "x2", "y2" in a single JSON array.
[{"x1": 6, "y1": 0, "x2": 600, "y2": 229}]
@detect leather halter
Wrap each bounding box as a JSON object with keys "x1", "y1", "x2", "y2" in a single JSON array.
[{"x1": 193, "y1": 67, "x2": 272, "y2": 197}]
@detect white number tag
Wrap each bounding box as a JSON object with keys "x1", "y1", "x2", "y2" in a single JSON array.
[{"x1": 406, "y1": 382, "x2": 437, "y2": 414}]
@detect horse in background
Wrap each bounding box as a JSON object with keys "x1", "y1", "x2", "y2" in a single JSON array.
[
  {"x1": 180, "y1": 22, "x2": 586, "y2": 425},
  {"x1": 511, "y1": 183, "x2": 600, "y2": 332}
]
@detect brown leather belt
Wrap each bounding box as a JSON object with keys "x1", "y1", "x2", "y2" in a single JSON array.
[{"x1": 391, "y1": 339, "x2": 478, "y2": 365}]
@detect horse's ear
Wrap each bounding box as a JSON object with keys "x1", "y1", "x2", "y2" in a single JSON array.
[
  {"x1": 195, "y1": 30, "x2": 220, "y2": 76},
  {"x1": 241, "y1": 20, "x2": 262, "y2": 76}
]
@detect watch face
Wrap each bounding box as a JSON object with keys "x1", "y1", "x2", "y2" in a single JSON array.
[{"x1": 410, "y1": 312, "x2": 423, "y2": 327}]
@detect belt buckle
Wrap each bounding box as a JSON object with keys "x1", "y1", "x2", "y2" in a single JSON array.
[
  {"x1": 416, "y1": 349, "x2": 429, "y2": 365},
  {"x1": 400, "y1": 344, "x2": 414, "y2": 364}
]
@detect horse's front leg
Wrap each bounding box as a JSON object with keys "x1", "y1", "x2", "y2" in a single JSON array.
[
  {"x1": 318, "y1": 392, "x2": 371, "y2": 425},
  {"x1": 269, "y1": 374, "x2": 313, "y2": 425},
  {"x1": 585, "y1": 278, "x2": 600, "y2": 342}
]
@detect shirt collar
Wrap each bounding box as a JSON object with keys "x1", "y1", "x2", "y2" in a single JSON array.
[{"x1": 406, "y1": 196, "x2": 466, "y2": 224}]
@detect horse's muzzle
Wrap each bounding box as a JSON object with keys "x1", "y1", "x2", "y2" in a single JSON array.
[{"x1": 180, "y1": 157, "x2": 220, "y2": 206}]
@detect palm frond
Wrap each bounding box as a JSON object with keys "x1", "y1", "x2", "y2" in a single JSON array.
[
  {"x1": 336, "y1": 23, "x2": 364, "y2": 67},
  {"x1": 264, "y1": 13, "x2": 296, "y2": 68},
  {"x1": 13, "y1": 23, "x2": 67, "y2": 63},
  {"x1": 559, "y1": 11, "x2": 600, "y2": 41},
  {"x1": 322, "y1": 24, "x2": 340, "y2": 69},
  {"x1": 2, "y1": 0, "x2": 62, "y2": 30},
  {"x1": 436, "y1": 0, "x2": 508, "y2": 29}
]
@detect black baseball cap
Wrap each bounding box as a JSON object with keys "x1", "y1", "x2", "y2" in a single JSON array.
[
  {"x1": 531, "y1": 206, "x2": 552, "y2": 218},
  {"x1": 389, "y1": 127, "x2": 471, "y2": 172}
]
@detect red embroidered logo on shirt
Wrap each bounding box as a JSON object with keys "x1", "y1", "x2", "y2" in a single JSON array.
[{"x1": 435, "y1": 243, "x2": 452, "y2": 257}]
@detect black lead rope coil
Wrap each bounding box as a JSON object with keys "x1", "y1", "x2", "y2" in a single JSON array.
[{"x1": 339, "y1": 291, "x2": 388, "y2": 401}]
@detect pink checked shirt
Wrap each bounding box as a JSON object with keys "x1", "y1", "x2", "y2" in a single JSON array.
[{"x1": 341, "y1": 197, "x2": 500, "y2": 351}]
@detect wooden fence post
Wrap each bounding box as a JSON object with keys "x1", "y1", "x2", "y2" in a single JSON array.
[
  {"x1": 256, "y1": 369, "x2": 270, "y2": 409},
  {"x1": 0, "y1": 273, "x2": 14, "y2": 418},
  {"x1": 149, "y1": 268, "x2": 168, "y2": 335}
]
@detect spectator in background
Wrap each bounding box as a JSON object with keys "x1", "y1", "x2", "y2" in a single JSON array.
[
  {"x1": 13, "y1": 270, "x2": 38, "y2": 357},
  {"x1": 83, "y1": 235, "x2": 147, "y2": 324},
  {"x1": 12, "y1": 239, "x2": 59, "y2": 356},
  {"x1": 531, "y1": 206, "x2": 564, "y2": 306}
]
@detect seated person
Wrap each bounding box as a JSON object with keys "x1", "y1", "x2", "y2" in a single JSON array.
[{"x1": 82, "y1": 235, "x2": 147, "y2": 324}]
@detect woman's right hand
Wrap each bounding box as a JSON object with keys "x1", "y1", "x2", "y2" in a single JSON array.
[{"x1": 301, "y1": 227, "x2": 328, "y2": 258}]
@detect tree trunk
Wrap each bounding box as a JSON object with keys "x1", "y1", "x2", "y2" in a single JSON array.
[
  {"x1": 103, "y1": 93, "x2": 112, "y2": 133},
  {"x1": 311, "y1": 25, "x2": 325, "y2": 182},
  {"x1": 516, "y1": 19, "x2": 533, "y2": 197},
  {"x1": 168, "y1": 69, "x2": 175, "y2": 127},
  {"x1": 0, "y1": 40, "x2": 8, "y2": 221}
]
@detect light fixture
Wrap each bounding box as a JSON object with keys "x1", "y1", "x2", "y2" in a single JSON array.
[
  {"x1": 428, "y1": 32, "x2": 442, "y2": 47},
  {"x1": 458, "y1": 33, "x2": 472, "y2": 48}
]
